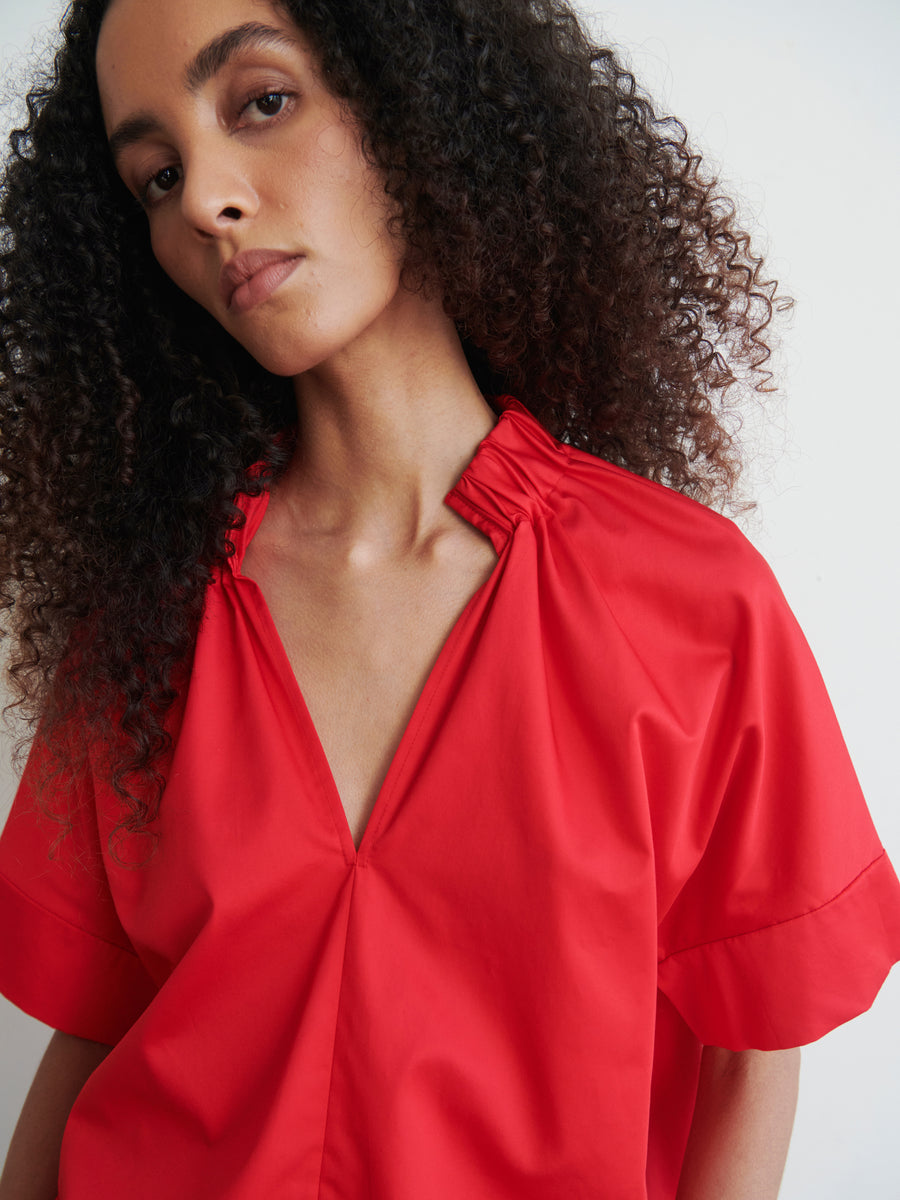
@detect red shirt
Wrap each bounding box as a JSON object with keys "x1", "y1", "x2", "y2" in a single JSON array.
[{"x1": 2, "y1": 397, "x2": 899, "y2": 1199}]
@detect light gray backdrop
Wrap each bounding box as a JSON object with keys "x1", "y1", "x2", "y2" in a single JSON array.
[{"x1": 0, "y1": 0, "x2": 897, "y2": 1195}]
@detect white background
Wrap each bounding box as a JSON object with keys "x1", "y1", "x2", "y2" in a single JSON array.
[{"x1": 0, "y1": 0, "x2": 897, "y2": 1194}]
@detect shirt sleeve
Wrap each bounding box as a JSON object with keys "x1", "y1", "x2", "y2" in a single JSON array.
[
  {"x1": 0, "y1": 738, "x2": 157, "y2": 1044},
  {"x1": 656, "y1": 548, "x2": 900, "y2": 1051}
]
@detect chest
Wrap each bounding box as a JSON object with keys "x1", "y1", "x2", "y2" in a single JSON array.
[{"x1": 241, "y1": 519, "x2": 498, "y2": 847}]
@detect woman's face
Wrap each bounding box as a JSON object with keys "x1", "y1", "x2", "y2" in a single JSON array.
[{"x1": 96, "y1": 0, "x2": 407, "y2": 377}]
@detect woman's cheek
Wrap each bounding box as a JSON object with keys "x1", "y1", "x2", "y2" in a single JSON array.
[{"x1": 151, "y1": 237, "x2": 212, "y2": 312}]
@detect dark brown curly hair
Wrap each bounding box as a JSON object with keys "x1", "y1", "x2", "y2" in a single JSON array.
[{"x1": 0, "y1": 0, "x2": 789, "y2": 838}]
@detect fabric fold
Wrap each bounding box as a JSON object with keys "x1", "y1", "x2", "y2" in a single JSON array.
[
  {"x1": 658, "y1": 851, "x2": 900, "y2": 1050},
  {"x1": 0, "y1": 871, "x2": 156, "y2": 1044}
]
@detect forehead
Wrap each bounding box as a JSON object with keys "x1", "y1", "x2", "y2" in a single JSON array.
[{"x1": 96, "y1": 0, "x2": 299, "y2": 120}]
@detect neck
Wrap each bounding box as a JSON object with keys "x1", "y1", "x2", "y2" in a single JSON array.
[{"x1": 279, "y1": 290, "x2": 497, "y2": 550}]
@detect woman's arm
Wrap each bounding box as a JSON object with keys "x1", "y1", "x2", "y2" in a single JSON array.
[
  {"x1": 0, "y1": 1030, "x2": 112, "y2": 1200},
  {"x1": 676, "y1": 1045, "x2": 800, "y2": 1200}
]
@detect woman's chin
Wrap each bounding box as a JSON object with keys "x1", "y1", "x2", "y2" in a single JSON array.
[{"x1": 232, "y1": 335, "x2": 322, "y2": 379}]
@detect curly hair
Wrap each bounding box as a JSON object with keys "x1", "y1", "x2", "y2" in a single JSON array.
[{"x1": 0, "y1": 0, "x2": 789, "y2": 839}]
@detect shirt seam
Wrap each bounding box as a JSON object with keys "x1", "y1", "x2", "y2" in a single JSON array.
[
  {"x1": 538, "y1": 440, "x2": 576, "y2": 513},
  {"x1": 238, "y1": 576, "x2": 357, "y2": 865},
  {"x1": 474, "y1": 436, "x2": 574, "y2": 516},
  {"x1": 314, "y1": 864, "x2": 360, "y2": 1198},
  {"x1": 658, "y1": 850, "x2": 888, "y2": 964},
  {"x1": 0, "y1": 866, "x2": 140, "y2": 958},
  {"x1": 226, "y1": 487, "x2": 270, "y2": 578},
  {"x1": 448, "y1": 416, "x2": 573, "y2": 531},
  {"x1": 361, "y1": 533, "x2": 512, "y2": 854}
]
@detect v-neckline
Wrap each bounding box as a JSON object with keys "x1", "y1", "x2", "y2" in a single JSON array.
[
  {"x1": 227, "y1": 403, "x2": 529, "y2": 863},
  {"x1": 237, "y1": 537, "x2": 509, "y2": 862}
]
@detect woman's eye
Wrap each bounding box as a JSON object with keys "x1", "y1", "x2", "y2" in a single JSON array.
[
  {"x1": 244, "y1": 92, "x2": 287, "y2": 123},
  {"x1": 142, "y1": 165, "x2": 181, "y2": 205}
]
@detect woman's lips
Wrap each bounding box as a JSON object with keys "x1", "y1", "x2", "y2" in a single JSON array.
[{"x1": 219, "y1": 250, "x2": 304, "y2": 314}]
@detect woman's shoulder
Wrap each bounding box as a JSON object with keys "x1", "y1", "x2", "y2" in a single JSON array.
[{"x1": 549, "y1": 439, "x2": 773, "y2": 604}]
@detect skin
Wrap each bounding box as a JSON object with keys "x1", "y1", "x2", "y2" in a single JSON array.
[
  {"x1": 0, "y1": 1031, "x2": 111, "y2": 1200},
  {"x1": 677, "y1": 1046, "x2": 800, "y2": 1200},
  {"x1": 99, "y1": 0, "x2": 411, "y2": 378},
  {"x1": 2, "y1": 0, "x2": 800, "y2": 1193}
]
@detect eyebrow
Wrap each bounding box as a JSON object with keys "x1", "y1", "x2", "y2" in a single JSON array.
[
  {"x1": 184, "y1": 22, "x2": 299, "y2": 93},
  {"x1": 108, "y1": 113, "x2": 163, "y2": 162},
  {"x1": 107, "y1": 22, "x2": 299, "y2": 162}
]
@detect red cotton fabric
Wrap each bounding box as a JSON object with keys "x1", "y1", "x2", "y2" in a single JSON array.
[{"x1": 2, "y1": 396, "x2": 900, "y2": 1199}]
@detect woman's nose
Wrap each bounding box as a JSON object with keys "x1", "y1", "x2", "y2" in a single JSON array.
[{"x1": 179, "y1": 149, "x2": 259, "y2": 236}]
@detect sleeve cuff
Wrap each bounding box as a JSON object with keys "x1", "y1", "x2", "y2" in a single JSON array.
[
  {"x1": 658, "y1": 851, "x2": 900, "y2": 1050},
  {"x1": 0, "y1": 872, "x2": 157, "y2": 1044}
]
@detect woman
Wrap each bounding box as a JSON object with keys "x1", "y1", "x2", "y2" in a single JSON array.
[{"x1": 0, "y1": 0, "x2": 898, "y2": 1197}]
